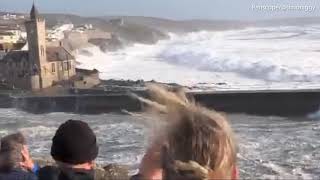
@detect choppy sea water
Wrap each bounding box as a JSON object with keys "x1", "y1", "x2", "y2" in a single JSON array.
[
  {"x1": 77, "y1": 25, "x2": 320, "y2": 90},
  {"x1": 0, "y1": 108, "x2": 319, "y2": 179}
]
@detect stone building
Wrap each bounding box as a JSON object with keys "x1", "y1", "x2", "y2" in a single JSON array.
[{"x1": 0, "y1": 4, "x2": 76, "y2": 90}]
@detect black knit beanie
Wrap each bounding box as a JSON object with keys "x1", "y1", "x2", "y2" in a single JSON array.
[{"x1": 51, "y1": 120, "x2": 99, "y2": 164}]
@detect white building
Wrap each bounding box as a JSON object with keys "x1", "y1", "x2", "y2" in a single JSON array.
[{"x1": 0, "y1": 31, "x2": 20, "y2": 44}]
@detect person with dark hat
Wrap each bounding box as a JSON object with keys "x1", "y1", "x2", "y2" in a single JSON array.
[
  {"x1": 38, "y1": 120, "x2": 99, "y2": 180},
  {"x1": 0, "y1": 132, "x2": 38, "y2": 180}
]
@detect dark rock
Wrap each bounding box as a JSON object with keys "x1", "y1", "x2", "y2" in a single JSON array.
[{"x1": 103, "y1": 164, "x2": 130, "y2": 180}]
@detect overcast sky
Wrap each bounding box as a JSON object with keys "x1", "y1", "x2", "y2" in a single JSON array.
[{"x1": 1, "y1": 0, "x2": 319, "y2": 20}]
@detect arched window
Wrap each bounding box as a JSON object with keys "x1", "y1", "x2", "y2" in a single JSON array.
[
  {"x1": 64, "y1": 62, "x2": 68, "y2": 71},
  {"x1": 40, "y1": 45, "x2": 45, "y2": 56},
  {"x1": 68, "y1": 61, "x2": 71, "y2": 70},
  {"x1": 51, "y1": 63, "x2": 56, "y2": 73}
]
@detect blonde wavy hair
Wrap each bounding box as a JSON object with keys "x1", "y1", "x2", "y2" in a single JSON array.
[{"x1": 133, "y1": 84, "x2": 238, "y2": 180}]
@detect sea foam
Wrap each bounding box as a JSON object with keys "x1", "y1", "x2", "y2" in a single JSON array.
[{"x1": 76, "y1": 25, "x2": 320, "y2": 89}]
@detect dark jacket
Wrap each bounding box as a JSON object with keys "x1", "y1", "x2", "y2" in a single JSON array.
[
  {"x1": 38, "y1": 166, "x2": 94, "y2": 180},
  {"x1": 0, "y1": 168, "x2": 37, "y2": 180}
]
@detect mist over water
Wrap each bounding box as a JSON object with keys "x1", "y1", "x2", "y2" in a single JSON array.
[
  {"x1": 77, "y1": 25, "x2": 320, "y2": 90},
  {"x1": 0, "y1": 109, "x2": 319, "y2": 179}
]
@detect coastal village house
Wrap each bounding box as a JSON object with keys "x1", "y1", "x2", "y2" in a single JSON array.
[
  {"x1": 0, "y1": 31, "x2": 20, "y2": 44},
  {"x1": 0, "y1": 24, "x2": 24, "y2": 53},
  {"x1": 0, "y1": 4, "x2": 76, "y2": 90}
]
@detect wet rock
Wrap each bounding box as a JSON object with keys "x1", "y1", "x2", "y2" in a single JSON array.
[{"x1": 102, "y1": 164, "x2": 130, "y2": 180}]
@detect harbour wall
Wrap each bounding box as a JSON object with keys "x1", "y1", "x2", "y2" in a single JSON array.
[
  {"x1": 0, "y1": 94, "x2": 13, "y2": 108},
  {"x1": 4, "y1": 89, "x2": 320, "y2": 116}
]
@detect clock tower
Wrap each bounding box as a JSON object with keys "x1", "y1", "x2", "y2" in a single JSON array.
[{"x1": 25, "y1": 3, "x2": 47, "y2": 88}]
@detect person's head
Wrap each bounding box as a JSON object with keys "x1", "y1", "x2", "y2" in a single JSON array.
[
  {"x1": 0, "y1": 133, "x2": 26, "y2": 172},
  {"x1": 162, "y1": 105, "x2": 237, "y2": 180},
  {"x1": 51, "y1": 120, "x2": 98, "y2": 170},
  {"x1": 138, "y1": 85, "x2": 237, "y2": 180}
]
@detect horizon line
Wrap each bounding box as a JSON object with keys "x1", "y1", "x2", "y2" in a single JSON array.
[{"x1": 1, "y1": 9, "x2": 320, "y2": 22}]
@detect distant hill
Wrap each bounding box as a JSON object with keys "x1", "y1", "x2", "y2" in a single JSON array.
[
  {"x1": 0, "y1": 12, "x2": 169, "y2": 45},
  {"x1": 43, "y1": 14, "x2": 170, "y2": 44},
  {"x1": 99, "y1": 16, "x2": 320, "y2": 32},
  {"x1": 41, "y1": 14, "x2": 320, "y2": 37},
  {"x1": 1, "y1": 11, "x2": 319, "y2": 44},
  {"x1": 100, "y1": 16, "x2": 249, "y2": 32},
  {"x1": 2, "y1": 11, "x2": 319, "y2": 30}
]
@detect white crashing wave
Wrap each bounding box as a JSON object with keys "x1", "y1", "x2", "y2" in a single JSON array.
[
  {"x1": 47, "y1": 24, "x2": 74, "y2": 40},
  {"x1": 76, "y1": 25, "x2": 320, "y2": 89}
]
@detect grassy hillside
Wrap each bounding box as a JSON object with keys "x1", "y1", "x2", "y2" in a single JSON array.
[
  {"x1": 1, "y1": 11, "x2": 319, "y2": 45},
  {"x1": 100, "y1": 16, "x2": 320, "y2": 32}
]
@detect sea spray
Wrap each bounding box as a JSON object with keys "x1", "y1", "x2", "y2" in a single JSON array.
[
  {"x1": 0, "y1": 108, "x2": 319, "y2": 178},
  {"x1": 76, "y1": 25, "x2": 320, "y2": 90}
]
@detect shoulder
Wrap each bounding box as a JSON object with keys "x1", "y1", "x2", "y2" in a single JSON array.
[
  {"x1": 27, "y1": 172, "x2": 38, "y2": 180},
  {"x1": 38, "y1": 166, "x2": 60, "y2": 180},
  {"x1": 0, "y1": 169, "x2": 37, "y2": 180}
]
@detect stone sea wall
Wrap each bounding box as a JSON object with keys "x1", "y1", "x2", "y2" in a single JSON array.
[
  {"x1": 4, "y1": 89, "x2": 320, "y2": 116},
  {"x1": 0, "y1": 94, "x2": 12, "y2": 108}
]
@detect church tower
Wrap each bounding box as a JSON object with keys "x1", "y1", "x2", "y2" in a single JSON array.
[{"x1": 25, "y1": 3, "x2": 47, "y2": 88}]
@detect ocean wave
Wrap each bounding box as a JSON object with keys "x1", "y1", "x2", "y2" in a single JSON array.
[
  {"x1": 76, "y1": 25, "x2": 320, "y2": 88},
  {"x1": 160, "y1": 28, "x2": 320, "y2": 82},
  {"x1": 0, "y1": 108, "x2": 319, "y2": 178}
]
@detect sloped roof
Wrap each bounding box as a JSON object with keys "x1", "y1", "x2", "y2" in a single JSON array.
[
  {"x1": 0, "y1": 26, "x2": 20, "y2": 31},
  {"x1": 1, "y1": 47, "x2": 74, "y2": 63},
  {"x1": 0, "y1": 31, "x2": 15, "y2": 36},
  {"x1": 76, "y1": 68, "x2": 99, "y2": 76},
  {"x1": 46, "y1": 46, "x2": 75, "y2": 62}
]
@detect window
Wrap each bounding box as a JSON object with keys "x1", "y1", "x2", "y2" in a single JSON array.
[
  {"x1": 68, "y1": 61, "x2": 72, "y2": 70},
  {"x1": 51, "y1": 63, "x2": 56, "y2": 73},
  {"x1": 64, "y1": 62, "x2": 68, "y2": 71},
  {"x1": 60, "y1": 62, "x2": 63, "y2": 71},
  {"x1": 40, "y1": 45, "x2": 45, "y2": 56}
]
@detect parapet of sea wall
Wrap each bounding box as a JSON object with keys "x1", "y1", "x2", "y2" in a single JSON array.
[
  {"x1": 12, "y1": 94, "x2": 142, "y2": 114},
  {"x1": 0, "y1": 94, "x2": 13, "y2": 108},
  {"x1": 193, "y1": 90, "x2": 320, "y2": 116},
  {"x1": 8, "y1": 89, "x2": 320, "y2": 116}
]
